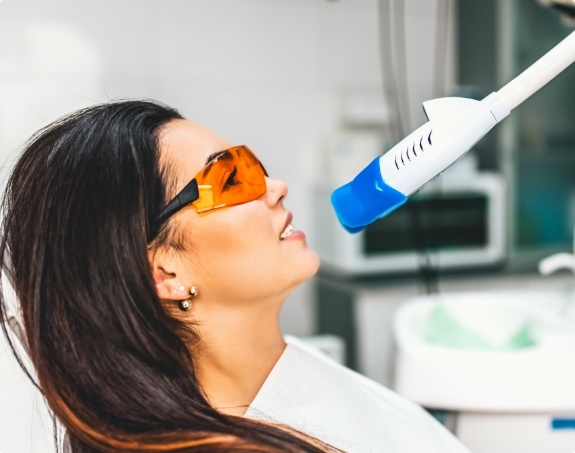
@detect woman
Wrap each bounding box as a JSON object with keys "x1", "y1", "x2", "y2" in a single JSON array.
[{"x1": 0, "y1": 100, "x2": 470, "y2": 452}]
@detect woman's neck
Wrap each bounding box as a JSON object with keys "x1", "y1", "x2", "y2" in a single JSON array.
[{"x1": 191, "y1": 302, "x2": 286, "y2": 415}]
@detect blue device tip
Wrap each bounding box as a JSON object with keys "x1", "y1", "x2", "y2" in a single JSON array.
[{"x1": 330, "y1": 157, "x2": 408, "y2": 233}]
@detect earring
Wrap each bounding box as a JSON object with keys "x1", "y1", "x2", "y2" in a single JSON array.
[{"x1": 178, "y1": 286, "x2": 198, "y2": 312}]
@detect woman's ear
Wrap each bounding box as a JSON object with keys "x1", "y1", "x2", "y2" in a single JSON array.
[{"x1": 148, "y1": 250, "x2": 188, "y2": 301}]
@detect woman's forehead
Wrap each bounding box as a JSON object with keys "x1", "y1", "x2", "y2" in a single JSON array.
[{"x1": 159, "y1": 119, "x2": 233, "y2": 178}]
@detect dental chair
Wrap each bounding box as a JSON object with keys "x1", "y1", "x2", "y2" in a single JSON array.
[{"x1": 0, "y1": 272, "x2": 59, "y2": 453}]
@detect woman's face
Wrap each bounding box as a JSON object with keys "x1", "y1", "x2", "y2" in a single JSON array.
[{"x1": 156, "y1": 119, "x2": 320, "y2": 307}]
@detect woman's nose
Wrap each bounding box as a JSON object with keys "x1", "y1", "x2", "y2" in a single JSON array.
[{"x1": 264, "y1": 176, "x2": 288, "y2": 207}]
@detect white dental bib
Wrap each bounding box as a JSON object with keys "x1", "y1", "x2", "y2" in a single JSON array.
[{"x1": 245, "y1": 336, "x2": 471, "y2": 453}]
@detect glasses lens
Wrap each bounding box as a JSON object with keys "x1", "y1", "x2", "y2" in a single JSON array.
[{"x1": 194, "y1": 146, "x2": 267, "y2": 211}]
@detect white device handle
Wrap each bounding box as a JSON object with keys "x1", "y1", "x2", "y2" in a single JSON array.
[
  {"x1": 331, "y1": 30, "x2": 575, "y2": 233},
  {"x1": 498, "y1": 30, "x2": 575, "y2": 111}
]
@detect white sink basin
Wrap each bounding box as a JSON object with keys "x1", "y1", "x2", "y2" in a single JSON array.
[{"x1": 393, "y1": 290, "x2": 575, "y2": 412}]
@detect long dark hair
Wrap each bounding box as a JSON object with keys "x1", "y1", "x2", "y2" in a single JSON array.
[{"x1": 0, "y1": 100, "x2": 335, "y2": 452}]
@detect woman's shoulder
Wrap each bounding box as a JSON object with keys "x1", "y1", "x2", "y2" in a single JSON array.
[{"x1": 246, "y1": 335, "x2": 471, "y2": 453}]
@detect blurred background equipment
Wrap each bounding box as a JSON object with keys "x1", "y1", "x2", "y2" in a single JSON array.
[
  {"x1": 317, "y1": 3, "x2": 575, "y2": 453},
  {"x1": 539, "y1": 0, "x2": 575, "y2": 26}
]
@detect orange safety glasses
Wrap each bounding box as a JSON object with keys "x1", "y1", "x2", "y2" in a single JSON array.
[{"x1": 155, "y1": 145, "x2": 268, "y2": 229}]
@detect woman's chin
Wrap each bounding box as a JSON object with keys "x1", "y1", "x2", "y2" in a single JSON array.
[{"x1": 299, "y1": 248, "x2": 321, "y2": 280}]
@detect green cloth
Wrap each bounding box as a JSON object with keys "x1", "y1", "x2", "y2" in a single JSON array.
[{"x1": 424, "y1": 305, "x2": 537, "y2": 350}]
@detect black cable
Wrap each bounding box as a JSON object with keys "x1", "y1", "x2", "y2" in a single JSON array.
[
  {"x1": 377, "y1": 0, "x2": 453, "y2": 293},
  {"x1": 415, "y1": 0, "x2": 452, "y2": 295},
  {"x1": 405, "y1": 198, "x2": 437, "y2": 294}
]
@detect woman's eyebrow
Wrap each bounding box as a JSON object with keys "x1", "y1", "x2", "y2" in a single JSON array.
[
  {"x1": 206, "y1": 149, "x2": 227, "y2": 165},
  {"x1": 205, "y1": 150, "x2": 232, "y2": 165},
  {"x1": 205, "y1": 152, "x2": 222, "y2": 165},
  {"x1": 202, "y1": 150, "x2": 232, "y2": 177}
]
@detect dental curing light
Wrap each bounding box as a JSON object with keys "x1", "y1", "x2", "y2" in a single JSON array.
[{"x1": 331, "y1": 31, "x2": 575, "y2": 233}]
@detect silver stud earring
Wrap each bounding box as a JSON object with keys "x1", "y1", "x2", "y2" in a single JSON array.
[{"x1": 178, "y1": 286, "x2": 197, "y2": 311}]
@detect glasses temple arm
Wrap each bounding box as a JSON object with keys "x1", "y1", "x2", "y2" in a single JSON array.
[{"x1": 155, "y1": 179, "x2": 200, "y2": 227}]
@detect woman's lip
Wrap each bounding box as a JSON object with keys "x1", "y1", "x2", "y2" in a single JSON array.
[{"x1": 282, "y1": 230, "x2": 306, "y2": 241}]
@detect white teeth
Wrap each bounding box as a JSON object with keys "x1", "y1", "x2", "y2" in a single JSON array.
[{"x1": 280, "y1": 223, "x2": 294, "y2": 240}]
